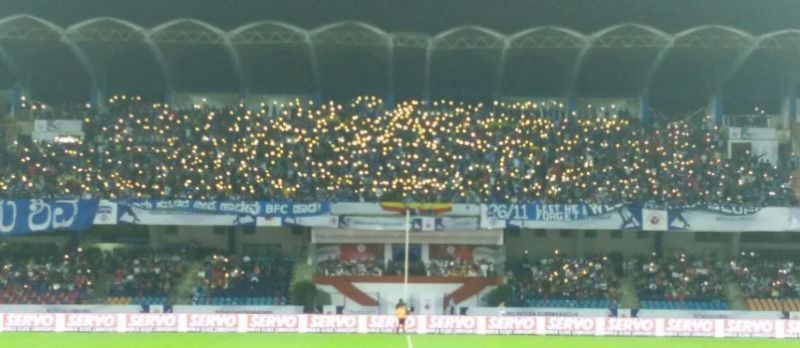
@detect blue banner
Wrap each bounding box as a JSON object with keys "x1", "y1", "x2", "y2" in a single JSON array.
[
  {"x1": 0, "y1": 200, "x2": 99, "y2": 235},
  {"x1": 261, "y1": 202, "x2": 330, "y2": 218}
]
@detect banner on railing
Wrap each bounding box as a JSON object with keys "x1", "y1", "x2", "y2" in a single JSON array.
[
  {"x1": 93, "y1": 200, "x2": 118, "y2": 225},
  {"x1": 117, "y1": 201, "x2": 329, "y2": 226},
  {"x1": 0, "y1": 200, "x2": 99, "y2": 235},
  {"x1": 336, "y1": 216, "x2": 480, "y2": 231},
  {"x1": 4, "y1": 200, "x2": 800, "y2": 232},
  {"x1": 32, "y1": 120, "x2": 84, "y2": 143},
  {"x1": 117, "y1": 200, "x2": 260, "y2": 226},
  {"x1": 483, "y1": 203, "x2": 800, "y2": 232},
  {"x1": 668, "y1": 205, "x2": 800, "y2": 232},
  {"x1": 332, "y1": 202, "x2": 481, "y2": 216},
  {"x1": 1, "y1": 313, "x2": 799, "y2": 338},
  {"x1": 486, "y1": 204, "x2": 646, "y2": 231}
]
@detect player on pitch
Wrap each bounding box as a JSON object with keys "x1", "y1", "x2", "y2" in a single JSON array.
[{"x1": 395, "y1": 299, "x2": 408, "y2": 334}]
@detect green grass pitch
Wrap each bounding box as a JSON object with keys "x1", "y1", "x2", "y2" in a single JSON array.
[{"x1": 2, "y1": 333, "x2": 799, "y2": 348}]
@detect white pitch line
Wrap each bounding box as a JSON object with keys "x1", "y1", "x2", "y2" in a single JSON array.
[{"x1": 406, "y1": 334, "x2": 414, "y2": 348}]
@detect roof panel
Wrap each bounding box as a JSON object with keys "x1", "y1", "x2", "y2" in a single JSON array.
[
  {"x1": 67, "y1": 17, "x2": 146, "y2": 42},
  {"x1": 150, "y1": 19, "x2": 225, "y2": 44},
  {"x1": 230, "y1": 21, "x2": 307, "y2": 45},
  {"x1": 673, "y1": 25, "x2": 754, "y2": 48},
  {"x1": 759, "y1": 30, "x2": 800, "y2": 50},
  {"x1": 311, "y1": 21, "x2": 388, "y2": 46},
  {"x1": 509, "y1": 27, "x2": 586, "y2": 48},
  {"x1": 0, "y1": 14, "x2": 63, "y2": 41},
  {"x1": 591, "y1": 23, "x2": 670, "y2": 48},
  {"x1": 434, "y1": 26, "x2": 506, "y2": 49}
]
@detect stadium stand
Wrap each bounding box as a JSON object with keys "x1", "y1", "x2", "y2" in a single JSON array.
[
  {"x1": 191, "y1": 253, "x2": 292, "y2": 306},
  {"x1": 316, "y1": 259, "x2": 496, "y2": 278},
  {"x1": 506, "y1": 255, "x2": 617, "y2": 308},
  {"x1": 105, "y1": 248, "x2": 190, "y2": 306},
  {"x1": 0, "y1": 97, "x2": 794, "y2": 206},
  {"x1": 728, "y1": 253, "x2": 800, "y2": 311},
  {"x1": 627, "y1": 253, "x2": 728, "y2": 310},
  {"x1": 0, "y1": 244, "x2": 101, "y2": 304}
]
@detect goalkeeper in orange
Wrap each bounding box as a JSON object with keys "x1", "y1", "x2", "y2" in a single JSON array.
[{"x1": 395, "y1": 299, "x2": 408, "y2": 334}]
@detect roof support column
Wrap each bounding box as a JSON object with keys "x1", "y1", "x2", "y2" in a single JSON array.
[
  {"x1": 89, "y1": 71, "x2": 105, "y2": 110},
  {"x1": 422, "y1": 42, "x2": 433, "y2": 104},
  {"x1": 386, "y1": 38, "x2": 395, "y2": 108},
  {"x1": 573, "y1": 230, "x2": 585, "y2": 258},
  {"x1": 11, "y1": 76, "x2": 29, "y2": 118},
  {"x1": 729, "y1": 232, "x2": 742, "y2": 258},
  {"x1": 781, "y1": 83, "x2": 797, "y2": 128},
  {"x1": 566, "y1": 95, "x2": 576, "y2": 117},
  {"x1": 708, "y1": 94, "x2": 724, "y2": 128},
  {"x1": 640, "y1": 93, "x2": 651, "y2": 129},
  {"x1": 164, "y1": 87, "x2": 174, "y2": 106}
]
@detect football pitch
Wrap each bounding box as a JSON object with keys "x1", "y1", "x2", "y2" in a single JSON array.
[{"x1": 2, "y1": 333, "x2": 799, "y2": 348}]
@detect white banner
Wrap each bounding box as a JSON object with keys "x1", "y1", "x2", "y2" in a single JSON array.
[
  {"x1": 337, "y1": 216, "x2": 479, "y2": 231},
  {"x1": 642, "y1": 209, "x2": 667, "y2": 231},
  {"x1": 0, "y1": 305, "x2": 138, "y2": 313},
  {"x1": 510, "y1": 206, "x2": 640, "y2": 231},
  {"x1": 32, "y1": 120, "x2": 84, "y2": 142},
  {"x1": 670, "y1": 206, "x2": 797, "y2": 232},
  {"x1": 118, "y1": 204, "x2": 257, "y2": 226},
  {"x1": 468, "y1": 307, "x2": 610, "y2": 317},
  {"x1": 1, "y1": 313, "x2": 798, "y2": 337},
  {"x1": 332, "y1": 203, "x2": 481, "y2": 216},
  {"x1": 0, "y1": 305, "x2": 301, "y2": 315},
  {"x1": 280, "y1": 215, "x2": 334, "y2": 227},
  {"x1": 750, "y1": 140, "x2": 779, "y2": 164},
  {"x1": 93, "y1": 200, "x2": 118, "y2": 225},
  {"x1": 728, "y1": 127, "x2": 777, "y2": 140},
  {"x1": 172, "y1": 306, "x2": 302, "y2": 314},
  {"x1": 256, "y1": 216, "x2": 283, "y2": 227},
  {"x1": 34, "y1": 120, "x2": 83, "y2": 133}
]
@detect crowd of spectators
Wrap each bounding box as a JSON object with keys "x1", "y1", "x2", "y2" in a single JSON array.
[
  {"x1": 626, "y1": 253, "x2": 725, "y2": 302},
  {"x1": 506, "y1": 254, "x2": 618, "y2": 306},
  {"x1": 0, "y1": 244, "x2": 101, "y2": 304},
  {"x1": 316, "y1": 258, "x2": 496, "y2": 278},
  {"x1": 107, "y1": 248, "x2": 189, "y2": 298},
  {"x1": 426, "y1": 259, "x2": 496, "y2": 277},
  {"x1": 317, "y1": 258, "x2": 385, "y2": 277},
  {"x1": 0, "y1": 96, "x2": 794, "y2": 206},
  {"x1": 727, "y1": 252, "x2": 800, "y2": 299},
  {"x1": 193, "y1": 253, "x2": 293, "y2": 304},
  {"x1": 5, "y1": 242, "x2": 800, "y2": 307}
]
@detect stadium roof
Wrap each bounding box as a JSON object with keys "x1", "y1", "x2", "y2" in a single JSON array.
[{"x1": 1, "y1": 5, "x2": 800, "y2": 112}]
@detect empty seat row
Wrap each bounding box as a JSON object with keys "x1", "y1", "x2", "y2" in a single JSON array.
[
  {"x1": 746, "y1": 298, "x2": 800, "y2": 311},
  {"x1": 106, "y1": 296, "x2": 167, "y2": 305},
  {"x1": 522, "y1": 298, "x2": 610, "y2": 308},
  {"x1": 640, "y1": 300, "x2": 729, "y2": 310},
  {"x1": 191, "y1": 296, "x2": 284, "y2": 306}
]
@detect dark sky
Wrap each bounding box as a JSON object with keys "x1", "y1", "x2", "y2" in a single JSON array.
[{"x1": 2, "y1": 0, "x2": 800, "y2": 34}]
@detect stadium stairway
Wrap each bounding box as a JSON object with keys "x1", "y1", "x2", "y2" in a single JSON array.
[
  {"x1": 724, "y1": 280, "x2": 747, "y2": 310},
  {"x1": 792, "y1": 171, "x2": 800, "y2": 202},
  {"x1": 290, "y1": 259, "x2": 316, "y2": 291},
  {"x1": 172, "y1": 260, "x2": 204, "y2": 305},
  {"x1": 618, "y1": 277, "x2": 640, "y2": 309},
  {"x1": 89, "y1": 268, "x2": 112, "y2": 304},
  {"x1": 1, "y1": 116, "x2": 14, "y2": 149}
]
